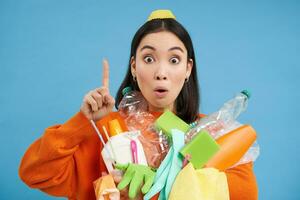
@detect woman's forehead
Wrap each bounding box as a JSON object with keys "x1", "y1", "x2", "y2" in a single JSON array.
[{"x1": 137, "y1": 31, "x2": 186, "y2": 53}]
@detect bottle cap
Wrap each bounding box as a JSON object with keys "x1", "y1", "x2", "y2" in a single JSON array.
[
  {"x1": 122, "y1": 86, "x2": 132, "y2": 96},
  {"x1": 241, "y1": 90, "x2": 251, "y2": 99}
]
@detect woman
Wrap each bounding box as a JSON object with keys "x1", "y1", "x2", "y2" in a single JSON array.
[{"x1": 19, "y1": 10, "x2": 258, "y2": 200}]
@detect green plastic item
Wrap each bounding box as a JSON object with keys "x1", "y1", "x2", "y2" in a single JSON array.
[
  {"x1": 154, "y1": 110, "x2": 190, "y2": 137},
  {"x1": 116, "y1": 163, "x2": 156, "y2": 199},
  {"x1": 180, "y1": 130, "x2": 220, "y2": 169}
]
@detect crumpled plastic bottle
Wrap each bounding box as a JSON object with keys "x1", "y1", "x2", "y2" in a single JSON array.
[
  {"x1": 118, "y1": 87, "x2": 148, "y2": 117},
  {"x1": 186, "y1": 90, "x2": 251, "y2": 141},
  {"x1": 186, "y1": 90, "x2": 260, "y2": 166},
  {"x1": 118, "y1": 87, "x2": 169, "y2": 168}
]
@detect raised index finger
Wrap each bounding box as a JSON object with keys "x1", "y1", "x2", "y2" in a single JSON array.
[{"x1": 102, "y1": 59, "x2": 109, "y2": 88}]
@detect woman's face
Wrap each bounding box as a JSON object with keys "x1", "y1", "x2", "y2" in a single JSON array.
[{"x1": 131, "y1": 31, "x2": 193, "y2": 112}]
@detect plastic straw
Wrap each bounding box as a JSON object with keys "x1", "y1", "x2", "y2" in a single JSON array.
[
  {"x1": 90, "y1": 120, "x2": 115, "y2": 163},
  {"x1": 102, "y1": 125, "x2": 117, "y2": 164}
]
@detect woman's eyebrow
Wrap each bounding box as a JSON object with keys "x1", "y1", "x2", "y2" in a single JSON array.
[
  {"x1": 140, "y1": 45, "x2": 184, "y2": 53},
  {"x1": 140, "y1": 45, "x2": 156, "y2": 52},
  {"x1": 169, "y1": 46, "x2": 184, "y2": 53}
]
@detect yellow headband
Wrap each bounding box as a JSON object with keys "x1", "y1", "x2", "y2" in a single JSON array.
[{"x1": 147, "y1": 9, "x2": 176, "y2": 21}]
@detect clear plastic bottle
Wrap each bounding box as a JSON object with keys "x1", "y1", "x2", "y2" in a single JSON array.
[
  {"x1": 186, "y1": 90, "x2": 251, "y2": 142},
  {"x1": 118, "y1": 86, "x2": 148, "y2": 118},
  {"x1": 117, "y1": 86, "x2": 170, "y2": 168},
  {"x1": 118, "y1": 87, "x2": 154, "y2": 132}
]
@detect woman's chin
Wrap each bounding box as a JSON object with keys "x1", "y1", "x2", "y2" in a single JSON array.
[{"x1": 148, "y1": 102, "x2": 173, "y2": 112}]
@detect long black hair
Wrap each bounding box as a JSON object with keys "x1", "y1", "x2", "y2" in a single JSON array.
[{"x1": 115, "y1": 19, "x2": 200, "y2": 123}]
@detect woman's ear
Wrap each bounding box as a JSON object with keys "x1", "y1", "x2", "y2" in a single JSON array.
[
  {"x1": 186, "y1": 58, "x2": 193, "y2": 78},
  {"x1": 130, "y1": 56, "x2": 136, "y2": 77}
]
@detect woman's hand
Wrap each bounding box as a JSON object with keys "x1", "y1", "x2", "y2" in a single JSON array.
[{"x1": 80, "y1": 59, "x2": 115, "y2": 121}]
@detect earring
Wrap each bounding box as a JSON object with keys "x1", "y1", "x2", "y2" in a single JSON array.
[
  {"x1": 185, "y1": 77, "x2": 189, "y2": 83},
  {"x1": 133, "y1": 75, "x2": 137, "y2": 82}
]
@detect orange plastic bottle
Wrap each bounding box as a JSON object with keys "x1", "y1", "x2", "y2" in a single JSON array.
[{"x1": 205, "y1": 124, "x2": 257, "y2": 171}]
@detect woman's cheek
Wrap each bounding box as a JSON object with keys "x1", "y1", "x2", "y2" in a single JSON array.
[
  {"x1": 172, "y1": 74, "x2": 186, "y2": 97},
  {"x1": 137, "y1": 72, "x2": 148, "y2": 89}
]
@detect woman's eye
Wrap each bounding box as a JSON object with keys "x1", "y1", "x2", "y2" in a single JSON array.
[
  {"x1": 144, "y1": 56, "x2": 154, "y2": 63},
  {"x1": 170, "y1": 57, "x2": 180, "y2": 64}
]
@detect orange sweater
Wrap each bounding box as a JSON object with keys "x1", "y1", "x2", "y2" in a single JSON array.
[{"x1": 19, "y1": 111, "x2": 258, "y2": 200}]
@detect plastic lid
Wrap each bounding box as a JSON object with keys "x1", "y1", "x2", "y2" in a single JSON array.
[
  {"x1": 122, "y1": 86, "x2": 132, "y2": 96},
  {"x1": 241, "y1": 90, "x2": 251, "y2": 99}
]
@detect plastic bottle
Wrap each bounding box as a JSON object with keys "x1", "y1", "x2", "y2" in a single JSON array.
[
  {"x1": 118, "y1": 87, "x2": 154, "y2": 132},
  {"x1": 117, "y1": 86, "x2": 169, "y2": 168},
  {"x1": 118, "y1": 86, "x2": 148, "y2": 118},
  {"x1": 186, "y1": 90, "x2": 251, "y2": 142}
]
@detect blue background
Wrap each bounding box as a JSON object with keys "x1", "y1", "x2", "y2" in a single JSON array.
[{"x1": 1, "y1": 0, "x2": 299, "y2": 199}]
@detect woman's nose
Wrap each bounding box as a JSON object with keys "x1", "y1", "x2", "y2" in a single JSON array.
[
  {"x1": 155, "y1": 74, "x2": 167, "y2": 80},
  {"x1": 154, "y1": 64, "x2": 168, "y2": 80}
]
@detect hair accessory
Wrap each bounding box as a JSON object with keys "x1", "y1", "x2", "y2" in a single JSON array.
[{"x1": 147, "y1": 9, "x2": 176, "y2": 21}]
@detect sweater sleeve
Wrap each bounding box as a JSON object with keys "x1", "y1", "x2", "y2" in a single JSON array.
[
  {"x1": 18, "y1": 111, "x2": 95, "y2": 198},
  {"x1": 225, "y1": 162, "x2": 258, "y2": 200}
]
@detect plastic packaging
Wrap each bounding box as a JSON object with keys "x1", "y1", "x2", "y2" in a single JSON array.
[
  {"x1": 108, "y1": 119, "x2": 123, "y2": 136},
  {"x1": 101, "y1": 130, "x2": 148, "y2": 173},
  {"x1": 186, "y1": 90, "x2": 260, "y2": 166},
  {"x1": 232, "y1": 141, "x2": 260, "y2": 167},
  {"x1": 118, "y1": 87, "x2": 154, "y2": 132},
  {"x1": 205, "y1": 125, "x2": 257, "y2": 171},
  {"x1": 118, "y1": 87, "x2": 148, "y2": 118},
  {"x1": 186, "y1": 90, "x2": 251, "y2": 141},
  {"x1": 138, "y1": 126, "x2": 170, "y2": 168},
  {"x1": 118, "y1": 87, "x2": 169, "y2": 168}
]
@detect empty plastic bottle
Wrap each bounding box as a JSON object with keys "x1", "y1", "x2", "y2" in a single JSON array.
[
  {"x1": 186, "y1": 90, "x2": 251, "y2": 142},
  {"x1": 117, "y1": 86, "x2": 170, "y2": 168},
  {"x1": 118, "y1": 86, "x2": 148, "y2": 118}
]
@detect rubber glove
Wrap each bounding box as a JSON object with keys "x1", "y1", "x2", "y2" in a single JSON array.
[
  {"x1": 144, "y1": 129, "x2": 185, "y2": 200},
  {"x1": 164, "y1": 130, "x2": 185, "y2": 199},
  {"x1": 144, "y1": 152, "x2": 172, "y2": 199},
  {"x1": 116, "y1": 163, "x2": 156, "y2": 199}
]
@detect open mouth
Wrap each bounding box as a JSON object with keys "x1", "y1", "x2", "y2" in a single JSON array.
[
  {"x1": 154, "y1": 88, "x2": 168, "y2": 98},
  {"x1": 156, "y1": 89, "x2": 167, "y2": 93}
]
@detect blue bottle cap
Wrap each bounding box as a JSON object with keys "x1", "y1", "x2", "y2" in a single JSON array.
[
  {"x1": 122, "y1": 86, "x2": 132, "y2": 96},
  {"x1": 241, "y1": 90, "x2": 251, "y2": 99}
]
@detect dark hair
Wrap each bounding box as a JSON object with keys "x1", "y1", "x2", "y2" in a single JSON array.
[{"x1": 115, "y1": 19, "x2": 200, "y2": 123}]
